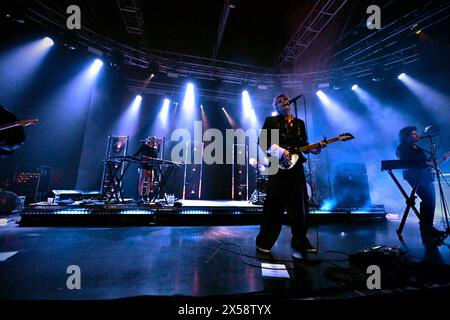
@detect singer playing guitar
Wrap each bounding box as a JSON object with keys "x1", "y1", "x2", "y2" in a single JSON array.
[{"x1": 256, "y1": 94, "x2": 327, "y2": 255}]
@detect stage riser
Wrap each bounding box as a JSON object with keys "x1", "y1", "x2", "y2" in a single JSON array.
[{"x1": 19, "y1": 208, "x2": 386, "y2": 226}]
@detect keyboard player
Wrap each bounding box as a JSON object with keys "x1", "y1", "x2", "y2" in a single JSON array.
[
  {"x1": 396, "y1": 126, "x2": 449, "y2": 240},
  {"x1": 133, "y1": 137, "x2": 159, "y2": 202}
]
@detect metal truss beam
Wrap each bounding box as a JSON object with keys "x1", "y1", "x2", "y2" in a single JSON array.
[
  {"x1": 277, "y1": 0, "x2": 348, "y2": 66},
  {"x1": 116, "y1": 0, "x2": 148, "y2": 45},
  {"x1": 328, "y1": 1, "x2": 450, "y2": 69},
  {"x1": 125, "y1": 79, "x2": 273, "y2": 104}
]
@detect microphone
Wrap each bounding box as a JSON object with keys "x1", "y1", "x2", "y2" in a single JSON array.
[
  {"x1": 281, "y1": 94, "x2": 304, "y2": 107},
  {"x1": 424, "y1": 125, "x2": 438, "y2": 134}
]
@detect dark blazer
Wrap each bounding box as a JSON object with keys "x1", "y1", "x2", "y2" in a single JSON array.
[{"x1": 258, "y1": 115, "x2": 308, "y2": 163}]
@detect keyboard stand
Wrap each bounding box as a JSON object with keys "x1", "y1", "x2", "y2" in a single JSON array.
[{"x1": 386, "y1": 169, "x2": 424, "y2": 239}]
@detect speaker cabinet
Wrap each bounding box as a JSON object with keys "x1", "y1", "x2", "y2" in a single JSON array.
[{"x1": 334, "y1": 163, "x2": 371, "y2": 207}]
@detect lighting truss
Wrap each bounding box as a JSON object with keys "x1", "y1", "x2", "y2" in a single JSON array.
[
  {"x1": 277, "y1": 0, "x2": 349, "y2": 66},
  {"x1": 18, "y1": 0, "x2": 449, "y2": 92},
  {"x1": 327, "y1": 1, "x2": 450, "y2": 69},
  {"x1": 116, "y1": 0, "x2": 147, "y2": 36}
]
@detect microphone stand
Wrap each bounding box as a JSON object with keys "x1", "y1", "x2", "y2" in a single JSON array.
[
  {"x1": 291, "y1": 95, "x2": 317, "y2": 208},
  {"x1": 426, "y1": 135, "x2": 450, "y2": 239},
  {"x1": 256, "y1": 137, "x2": 260, "y2": 204},
  {"x1": 295, "y1": 96, "x2": 315, "y2": 206}
]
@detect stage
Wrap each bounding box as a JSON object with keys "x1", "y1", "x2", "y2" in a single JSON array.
[
  {"x1": 1, "y1": 0, "x2": 450, "y2": 309},
  {"x1": 18, "y1": 199, "x2": 387, "y2": 226},
  {"x1": 0, "y1": 214, "x2": 449, "y2": 301}
]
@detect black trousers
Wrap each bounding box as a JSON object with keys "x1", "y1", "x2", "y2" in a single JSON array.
[
  {"x1": 256, "y1": 163, "x2": 309, "y2": 250},
  {"x1": 406, "y1": 178, "x2": 436, "y2": 229}
]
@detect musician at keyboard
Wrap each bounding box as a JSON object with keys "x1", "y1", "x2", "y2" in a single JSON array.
[
  {"x1": 396, "y1": 126, "x2": 449, "y2": 239},
  {"x1": 133, "y1": 137, "x2": 159, "y2": 201}
]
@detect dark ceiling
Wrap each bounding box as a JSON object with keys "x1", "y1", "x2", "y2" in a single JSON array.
[
  {"x1": 6, "y1": 0, "x2": 446, "y2": 70},
  {"x1": 40, "y1": 0, "x2": 448, "y2": 67},
  {"x1": 20, "y1": 0, "x2": 318, "y2": 67}
]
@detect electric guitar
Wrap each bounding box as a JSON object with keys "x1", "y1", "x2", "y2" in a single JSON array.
[
  {"x1": 279, "y1": 133, "x2": 354, "y2": 170},
  {"x1": 0, "y1": 119, "x2": 38, "y2": 132},
  {"x1": 436, "y1": 151, "x2": 450, "y2": 165},
  {"x1": 430, "y1": 151, "x2": 450, "y2": 174}
]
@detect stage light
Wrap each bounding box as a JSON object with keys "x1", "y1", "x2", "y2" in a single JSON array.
[
  {"x1": 411, "y1": 23, "x2": 422, "y2": 35},
  {"x1": 88, "y1": 59, "x2": 104, "y2": 76},
  {"x1": 351, "y1": 84, "x2": 358, "y2": 91},
  {"x1": 132, "y1": 95, "x2": 142, "y2": 111},
  {"x1": 182, "y1": 83, "x2": 195, "y2": 113},
  {"x1": 242, "y1": 90, "x2": 259, "y2": 128},
  {"x1": 109, "y1": 51, "x2": 124, "y2": 69},
  {"x1": 398, "y1": 73, "x2": 406, "y2": 80},
  {"x1": 271, "y1": 111, "x2": 278, "y2": 116},
  {"x1": 316, "y1": 90, "x2": 326, "y2": 98},
  {"x1": 94, "y1": 58, "x2": 103, "y2": 67},
  {"x1": 42, "y1": 37, "x2": 54, "y2": 47},
  {"x1": 61, "y1": 31, "x2": 78, "y2": 50},
  {"x1": 332, "y1": 82, "x2": 342, "y2": 90},
  {"x1": 371, "y1": 64, "x2": 385, "y2": 82}
]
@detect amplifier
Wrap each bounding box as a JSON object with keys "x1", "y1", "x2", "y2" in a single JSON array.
[
  {"x1": 12, "y1": 166, "x2": 51, "y2": 204},
  {"x1": 334, "y1": 163, "x2": 371, "y2": 207}
]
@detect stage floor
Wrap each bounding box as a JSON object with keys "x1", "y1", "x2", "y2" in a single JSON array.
[{"x1": 0, "y1": 215, "x2": 449, "y2": 300}]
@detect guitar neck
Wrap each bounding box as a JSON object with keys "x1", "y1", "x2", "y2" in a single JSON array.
[
  {"x1": 294, "y1": 137, "x2": 341, "y2": 153},
  {"x1": 0, "y1": 120, "x2": 37, "y2": 132},
  {"x1": 436, "y1": 153, "x2": 450, "y2": 166},
  {"x1": 307, "y1": 137, "x2": 340, "y2": 149},
  {"x1": 0, "y1": 123, "x2": 21, "y2": 131}
]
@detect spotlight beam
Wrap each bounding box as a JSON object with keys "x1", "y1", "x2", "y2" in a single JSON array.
[
  {"x1": 88, "y1": 59, "x2": 103, "y2": 77},
  {"x1": 0, "y1": 38, "x2": 55, "y2": 102},
  {"x1": 182, "y1": 83, "x2": 195, "y2": 113},
  {"x1": 115, "y1": 94, "x2": 143, "y2": 136},
  {"x1": 222, "y1": 107, "x2": 236, "y2": 128},
  {"x1": 242, "y1": 90, "x2": 259, "y2": 128},
  {"x1": 316, "y1": 90, "x2": 362, "y2": 131},
  {"x1": 398, "y1": 73, "x2": 450, "y2": 119}
]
